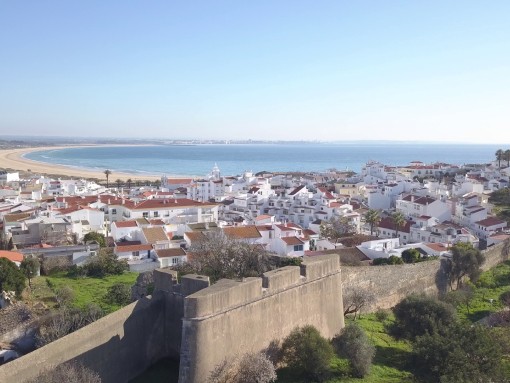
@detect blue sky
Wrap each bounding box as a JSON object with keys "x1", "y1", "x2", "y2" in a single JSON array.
[{"x1": 1, "y1": 1, "x2": 509, "y2": 143}]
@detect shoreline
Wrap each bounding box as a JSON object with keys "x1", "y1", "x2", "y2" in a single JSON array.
[{"x1": 0, "y1": 145, "x2": 179, "y2": 181}]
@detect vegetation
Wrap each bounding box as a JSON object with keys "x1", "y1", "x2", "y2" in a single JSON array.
[
  {"x1": 400, "y1": 248, "x2": 420, "y2": 264},
  {"x1": 20, "y1": 255, "x2": 40, "y2": 289},
  {"x1": 83, "y1": 232, "x2": 106, "y2": 247},
  {"x1": 320, "y1": 216, "x2": 355, "y2": 240},
  {"x1": 391, "y1": 211, "x2": 405, "y2": 239},
  {"x1": 280, "y1": 325, "x2": 334, "y2": 382},
  {"x1": 332, "y1": 323, "x2": 375, "y2": 378},
  {"x1": 208, "y1": 352, "x2": 277, "y2": 383},
  {"x1": 445, "y1": 242, "x2": 485, "y2": 290},
  {"x1": 0, "y1": 257, "x2": 26, "y2": 296},
  {"x1": 173, "y1": 231, "x2": 272, "y2": 283},
  {"x1": 104, "y1": 169, "x2": 111, "y2": 188},
  {"x1": 26, "y1": 362, "x2": 101, "y2": 383},
  {"x1": 372, "y1": 256, "x2": 403, "y2": 265},
  {"x1": 69, "y1": 249, "x2": 129, "y2": 278},
  {"x1": 490, "y1": 187, "x2": 510, "y2": 225},
  {"x1": 391, "y1": 294, "x2": 457, "y2": 339},
  {"x1": 363, "y1": 209, "x2": 381, "y2": 236},
  {"x1": 342, "y1": 286, "x2": 375, "y2": 319},
  {"x1": 103, "y1": 283, "x2": 132, "y2": 306}
]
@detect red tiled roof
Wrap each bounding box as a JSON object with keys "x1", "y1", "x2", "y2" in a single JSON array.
[
  {"x1": 115, "y1": 244, "x2": 152, "y2": 253},
  {"x1": 156, "y1": 248, "x2": 186, "y2": 258},
  {"x1": 0, "y1": 251, "x2": 23, "y2": 263},
  {"x1": 377, "y1": 217, "x2": 414, "y2": 233},
  {"x1": 281, "y1": 237, "x2": 304, "y2": 245},
  {"x1": 475, "y1": 217, "x2": 507, "y2": 227},
  {"x1": 132, "y1": 198, "x2": 215, "y2": 210},
  {"x1": 223, "y1": 225, "x2": 261, "y2": 239},
  {"x1": 288, "y1": 185, "x2": 305, "y2": 196},
  {"x1": 114, "y1": 220, "x2": 138, "y2": 228}
]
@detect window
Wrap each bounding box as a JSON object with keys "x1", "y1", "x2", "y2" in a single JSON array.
[
  {"x1": 143, "y1": 212, "x2": 149, "y2": 218},
  {"x1": 132, "y1": 251, "x2": 140, "y2": 257},
  {"x1": 293, "y1": 245, "x2": 303, "y2": 251},
  {"x1": 154, "y1": 211, "x2": 159, "y2": 217},
  {"x1": 172, "y1": 257, "x2": 178, "y2": 264},
  {"x1": 111, "y1": 209, "x2": 117, "y2": 215}
]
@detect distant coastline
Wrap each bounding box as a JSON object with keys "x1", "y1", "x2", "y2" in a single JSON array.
[{"x1": 0, "y1": 145, "x2": 164, "y2": 181}]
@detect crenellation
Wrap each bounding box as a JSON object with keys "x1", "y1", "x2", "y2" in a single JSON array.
[
  {"x1": 300, "y1": 254, "x2": 340, "y2": 280},
  {"x1": 181, "y1": 274, "x2": 211, "y2": 297},
  {"x1": 262, "y1": 266, "x2": 301, "y2": 292}
]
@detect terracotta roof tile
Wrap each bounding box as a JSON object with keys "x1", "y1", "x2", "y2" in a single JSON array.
[{"x1": 223, "y1": 225, "x2": 261, "y2": 239}]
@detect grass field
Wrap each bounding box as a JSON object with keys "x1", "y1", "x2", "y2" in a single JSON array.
[{"x1": 28, "y1": 272, "x2": 139, "y2": 314}]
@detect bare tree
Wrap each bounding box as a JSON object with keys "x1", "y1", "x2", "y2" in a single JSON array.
[
  {"x1": 177, "y1": 231, "x2": 273, "y2": 282},
  {"x1": 343, "y1": 286, "x2": 376, "y2": 319},
  {"x1": 208, "y1": 352, "x2": 276, "y2": 383},
  {"x1": 27, "y1": 362, "x2": 101, "y2": 383},
  {"x1": 320, "y1": 216, "x2": 356, "y2": 240}
]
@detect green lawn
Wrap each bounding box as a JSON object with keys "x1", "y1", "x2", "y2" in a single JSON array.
[{"x1": 29, "y1": 272, "x2": 139, "y2": 314}]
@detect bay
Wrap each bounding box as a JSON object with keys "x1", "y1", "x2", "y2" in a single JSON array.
[{"x1": 24, "y1": 143, "x2": 502, "y2": 177}]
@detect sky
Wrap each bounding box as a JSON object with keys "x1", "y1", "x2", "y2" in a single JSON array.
[{"x1": 1, "y1": 1, "x2": 510, "y2": 143}]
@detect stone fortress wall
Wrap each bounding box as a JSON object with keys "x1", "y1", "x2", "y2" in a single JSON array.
[
  {"x1": 0, "y1": 242, "x2": 507, "y2": 383},
  {"x1": 0, "y1": 254, "x2": 344, "y2": 383}
]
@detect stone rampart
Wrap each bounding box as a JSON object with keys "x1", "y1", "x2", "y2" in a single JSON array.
[
  {"x1": 178, "y1": 254, "x2": 344, "y2": 383},
  {"x1": 342, "y1": 240, "x2": 509, "y2": 311}
]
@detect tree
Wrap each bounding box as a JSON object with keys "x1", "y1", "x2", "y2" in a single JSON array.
[
  {"x1": 83, "y1": 232, "x2": 106, "y2": 247},
  {"x1": 391, "y1": 294, "x2": 456, "y2": 340},
  {"x1": 103, "y1": 283, "x2": 132, "y2": 306},
  {"x1": 391, "y1": 211, "x2": 406, "y2": 239},
  {"x1": 332, "y1": 323, "x2": 375, "y2": 378},
  {"x1": 413, "y1": 322, "x2": 504, "y2": 383},
  {"x1": 79, "y1": 249, "x2": 128, "y2": 277},
  {"x1": 208, "y1": 352, "x2": 277, "y2": 383},
  {"x1": 320, "y1": 216, "x2": 355, "y2": 240},
  {"x1": 176, "y1": 231, "x2": 272, "y2": 282},
  {"x1": 20, "y1": 255, "x2": 40, "y2": 289},
  {"x1": 26, "y1": 362, "x2": 101, "y2": 383},
  {"x1": 343, "y1": 286, "x2": 376, "y2": 319},
  {"x1": 505, "y1": 149, "x2": 510, "y2": 167},
  {"x1": 104, "y1": 169, "x2": 111, "y2": 188},
  {"x1": 115, "y1": 178, "x2": 122, "y2": 189},
  {"x1": 280, "y1": 325, "x2": 334, "y2": 382},
  {"x1": 363, "y1": 209, "x2": 381, "y2": 236},
  {"x1": 401, "y1": 248, "x2": 421, "y2": 264},
  {"x1": 372, "y1": 255, "x2": 403, "y2": 265},
  {"x1": 443, "y1": 284, "x2": 475, "y2": 314},
  {"x1": 0, "y1": 257, "x2": 26, "y2": 297},
  {"x1": 495, "y1": 149, "x2": 504, "y2": 168},
  {"x1": 126, "y1": 178, "x2": 133, "y2": 189},
  {"x1": 500, "y1": 290, "x2": 510, "y2": 308},
  {"x1": 445, "y1": 242, "x2": 485, "y2": 290}
]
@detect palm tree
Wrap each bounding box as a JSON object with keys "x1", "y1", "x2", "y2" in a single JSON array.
[
  {"x1": 496, "y1": 149, "x2": 504, "y2": 168},
  {"x1": 364, "y1": 209, "x2": 381, "y2": 236},
  {"x1": 505, "y1": 149, "x2": 510, "y2": 168},
  {"x1": 104, "y1": 169, "x2": 112, "y2": 188},
  {"x1": 126, "y1": 178, "x2": 132, "y2": 189},
  {"x1": 115, "y1": 179, "x2": 122, "y2": 189},
  {"x1": 391, "y1": 211, "x2": 406, "y2": 239}
]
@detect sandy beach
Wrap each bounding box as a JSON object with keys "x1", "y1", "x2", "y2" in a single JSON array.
[{"x1": 0, "y1": 145, "x2": 163, "y2": 181}]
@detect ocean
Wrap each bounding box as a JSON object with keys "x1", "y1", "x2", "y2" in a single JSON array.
[{"x1": 24, "y1": 143, "x2": 502, "y2": 177}]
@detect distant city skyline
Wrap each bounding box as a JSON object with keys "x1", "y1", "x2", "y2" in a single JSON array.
[{"x1": 1, "y1": 1, "x2": 510, "y2": 144}]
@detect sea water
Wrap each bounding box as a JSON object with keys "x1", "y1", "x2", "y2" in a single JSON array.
[{"x1": 24, "y1": 143, "x2": 502, "y2": 177}]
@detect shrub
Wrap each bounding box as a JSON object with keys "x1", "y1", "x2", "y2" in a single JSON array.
[
  {"x1": 78, "y1": 250, "x2": 128, "y2": 277},
  {"x1": 401, "y1": 248, "x2": 421, "y2": 264},
  {"x1": 280, "y1": 325, "x2": 334, "y2": 382},
  {"x1": 208, "y1": 352, "x2": 276, "y2": 383},
  {"x1": 26, "y1": 362, "x2": 101, "y2": 383},
  {"x1": 103, "y1": 283, "x2": 132, "y2": 306},
  {"x1": 0, "y1": 257, "x2": 26, "y2": 297},
  {"x1": 374, "y1": 308, "x2": 390, "y2": 322},
  {"x1": 332, "y1": 323, "x2": 375, "y2": 378},
  {"x1": 391, "y1": 294, "x2": 456, "y2": 339}
]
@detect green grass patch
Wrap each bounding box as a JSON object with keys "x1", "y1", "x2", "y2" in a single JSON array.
[{"x1": 31, "y1": 272, "x2": 138, "y2": 314}]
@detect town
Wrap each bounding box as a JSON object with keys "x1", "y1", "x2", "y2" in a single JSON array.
[{"x1": 1, "y1": 155, "x2": 510, "y2": 383}]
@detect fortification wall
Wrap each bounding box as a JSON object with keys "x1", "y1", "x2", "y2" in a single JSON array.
[
  {"x1": 342, "y1": 240, "x2": 509, "y2": 311},
  {"x1": 178, "y1": 254, "x2": 344, "y2": 383},
  {"x1": 0, "y1": 293, "x2": 170, "y2": 383}
]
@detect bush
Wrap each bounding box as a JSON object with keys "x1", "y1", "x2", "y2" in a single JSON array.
[
  {"x1": 391, "y1": 294, "x2": 456, "y2": 340},
  {"x1": 333, "y1": 324, "x2": 375, "y2": 378},
  {"x1": 103, "y1": 283, "x2": 132, "y2": 306},
  {"x1": 372, "y1": 255, "x2": 403, "y2": 266},
  {"x1": 280, "y1": 325, "x2": 334, "y2": 382},
  {"x1": 77, "y1": 250, "x2": 128, "y2": 278},
  {"x1": 83, "y1": 232, "x2": 106, "y2": 247},
  {"x1": 374, "y1": 308, "x2": 390, "y2": 322},
  {"x1": 26, "y1": 362, "x2": 101, "y2": 383},
  {"x1": 41, "y1": 256, "x2": 72, "y2": 275},
  {"x1": 401, "y1": 248, "x2": 421, "y2": 264},
  {"x1": 413, "y1": 322, "x2": 504, "y2": 382},
  {"x1": 208, "y1": 352, "x2": 276, "y2": 383},
  {"x1": 0, "y1": 257, "x2": 26, "y2": 297},
  {"x1": 55, "y1": 286, "x2": 75, "y2": 308}
]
